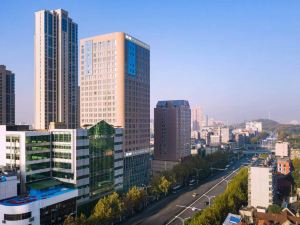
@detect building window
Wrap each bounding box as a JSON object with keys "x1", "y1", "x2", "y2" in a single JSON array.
[
  {"x1": 52, "y1": 134, "x2": 71, "y2": 142},
  {"x1": 4, "y1": 212, "x2": 31, "y2": 221}
]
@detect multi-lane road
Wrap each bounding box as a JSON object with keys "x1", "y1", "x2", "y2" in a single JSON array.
[
  {"x1": 124, "y1": 157, "x2": 249, "y2": 225},
  {"x1": 166, "y1": 168, "x2": 240, "y2": 225}
]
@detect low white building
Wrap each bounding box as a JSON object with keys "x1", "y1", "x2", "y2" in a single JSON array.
[
  {"x1": 248, "y1": 166, "x2": 275, "y2": 209},
  {"x1": 275, "y1": 142, "x2": 290, "y2": 158},
  {"x1": 0, "y1": 182, "x2": 78, "y2": 225},
  {"x1": 0, "y1": 122, "x2": 125, "y2": 208},
  {"x1": 50, "y1": 128, "x2": 90, "y2": 205},
  {"x1": 246, "y1": 121, "x2": 262, "y2": 133},
  {"x1": 0, "y1": 125, "x2": 90, "y2": 205}
]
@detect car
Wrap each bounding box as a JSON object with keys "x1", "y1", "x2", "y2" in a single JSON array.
[
  {"x1": 171, "y1": 184, "x2": 182, "y2": 194},
  {"x1": 189, "y1": 179, "x2": 196, "y2": 186},
  {"x1": 192, "y1": 192, "x2": 198, "y2": 197}
]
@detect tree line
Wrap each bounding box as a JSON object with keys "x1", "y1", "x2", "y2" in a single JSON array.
[
  {"x1": 188, "y1": 167, "x2": 248, "y2": 225},
  {"x1": 292, "y1": 158, "x2": 300, "y2": 188}
]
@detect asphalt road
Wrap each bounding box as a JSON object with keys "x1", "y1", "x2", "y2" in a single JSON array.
[{"x1": 124, "y1": 157, "x2": 249, "y2": 225}]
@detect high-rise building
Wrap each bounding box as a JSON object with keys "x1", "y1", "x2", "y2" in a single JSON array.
[
  {"x1": 203, "y1": 114, "x2": 208, "y2": 127},
  {"x1": 34, "y1": 9, "x2": 78, "y2": 129},
  {"x1": 248, "y1": 165, "x2": 276, "y2": 209},
  {"x1": 191, "y1": 107, "x2": 203, "y2": 131},
  {"x1": 154, "y1": 100, "x2": 191, "y2": 162},
  {"x1": 0, "y1": 65, "x2": 15, "y2": 125},
  {"x1": 80, "y1": 32, "x2": 150, "y2": 190}
]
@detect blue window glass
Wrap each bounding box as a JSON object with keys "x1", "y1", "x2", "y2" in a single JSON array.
[
  {"x1": 127, "y1": 41, "x2": 136, "y2": 76},
  {"x1": 62, "y1": 18, "x2": 67, "y2": 32},
  {"x1": 48, "y1": 14, "x2": 53, "y2": 35},
  {"x1": 48, "y1": 47, "x2": 53, "y2": 58},
  {"x1": 48, "y1": 36, "x2": 53, "y2": 47}
]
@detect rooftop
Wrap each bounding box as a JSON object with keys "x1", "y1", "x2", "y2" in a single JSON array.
[
  {"x1": 156, "y1": 100, "x2": 190, "y2": 108},
  {"x1": 0, "y1": 179, "x2": 75, "y2": 206},
  {"x1": 223, "y1": 213, "x2": 242, "y2": 225}
]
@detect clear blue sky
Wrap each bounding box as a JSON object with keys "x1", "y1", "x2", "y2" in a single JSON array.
[{"x1": 1, "y1": 0, "x2": 300, "y2": 125}]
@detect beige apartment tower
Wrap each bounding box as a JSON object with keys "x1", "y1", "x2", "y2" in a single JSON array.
[
  {"x1": 34, "y1": 9, "x2": 78, "y2": 129},
  {"x1": 80, "y1": 32, "x2": 150, "y2": 153},
  {"x1": 80, "y1": 32, "x2": 150, "y2": 190},
  {"x1": 0, "y1": 65, "x2": 15, "y2": 125}
]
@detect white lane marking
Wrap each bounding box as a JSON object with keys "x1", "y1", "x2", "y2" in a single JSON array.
[{"x1": 176, "y1": 205, "x2": 201, "y2": 211}]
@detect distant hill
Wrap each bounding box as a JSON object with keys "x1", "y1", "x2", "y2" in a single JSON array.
[
  {"x1": 232, "y1": 119, "x2": 279, "y2": 131},
  {"x1": 233, "y1": 118, "x2": 300, "y2": 135},
  {"x1": 255, "y1": 119, "x2": 280, "y2": 131}
]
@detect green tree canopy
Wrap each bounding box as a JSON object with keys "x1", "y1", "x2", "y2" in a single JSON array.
[
  {"x1": 158, "y1": 176, "x2": 171, "y2": 196},
  {"x1": 267, "y1": 204, "x2": 282, "y2": 213},
  {"x1": 63, "y1": 214, "x2": 87, "y2": 225},
  {"x1": 92, "y1": 192, "x2": 123, "y2": 224},
  {"x1": 124, "y1": 186, "x2": 146, "y2": 215}
]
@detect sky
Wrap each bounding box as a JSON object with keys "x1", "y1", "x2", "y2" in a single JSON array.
[{"x1": 0, "y1": 0, "x2": 300, "y2": 125}]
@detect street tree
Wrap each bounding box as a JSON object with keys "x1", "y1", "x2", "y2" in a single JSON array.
[
  {"x1": 92, "y1": 192, "x2": 123, "y2": 224},
  {"x1": 64, "y1": 214, "x2": 87, "y2": 225},
  {"x1": 124, "y1": 186, "x2": 145, "y2": 215},
  {"x1": 158, "y1": 176, "x2": 171, "y2": 196}
]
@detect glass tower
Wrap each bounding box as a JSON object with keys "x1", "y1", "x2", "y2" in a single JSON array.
[{"x1": 88, "y1": 121, "x2": 123, "y2": 200}]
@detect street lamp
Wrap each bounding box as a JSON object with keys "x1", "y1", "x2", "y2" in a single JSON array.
[
  {"x1": 203, "y1": 194, "x2": 215, "y2": 205},
  {"x1": 175, "y1": 215, "x2": 191, "y2": 225},
  {"x1": 222, "y1": 178, "x2": 230, "y2": 186}
]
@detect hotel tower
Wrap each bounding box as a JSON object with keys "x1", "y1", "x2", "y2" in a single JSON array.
[
  {"x1": 80, "y1": 32, "x2": 150, "y2": 190},
  {"x1": 34, "y1": 9, "x2": 78, "y2": 129}
]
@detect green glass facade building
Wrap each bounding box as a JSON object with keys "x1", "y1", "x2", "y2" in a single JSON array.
[{"x1": 88, "y1": 121, "x2": 123, "y2": 201}]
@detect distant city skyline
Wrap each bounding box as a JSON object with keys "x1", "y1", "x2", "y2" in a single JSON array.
[{"x1": 1, "y1": 1, "x2": 300, "y2": 125}]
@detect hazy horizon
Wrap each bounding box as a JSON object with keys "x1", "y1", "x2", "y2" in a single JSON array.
[{"x1": 1, "y1": 0, "x2": 300, "y2": 125}]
